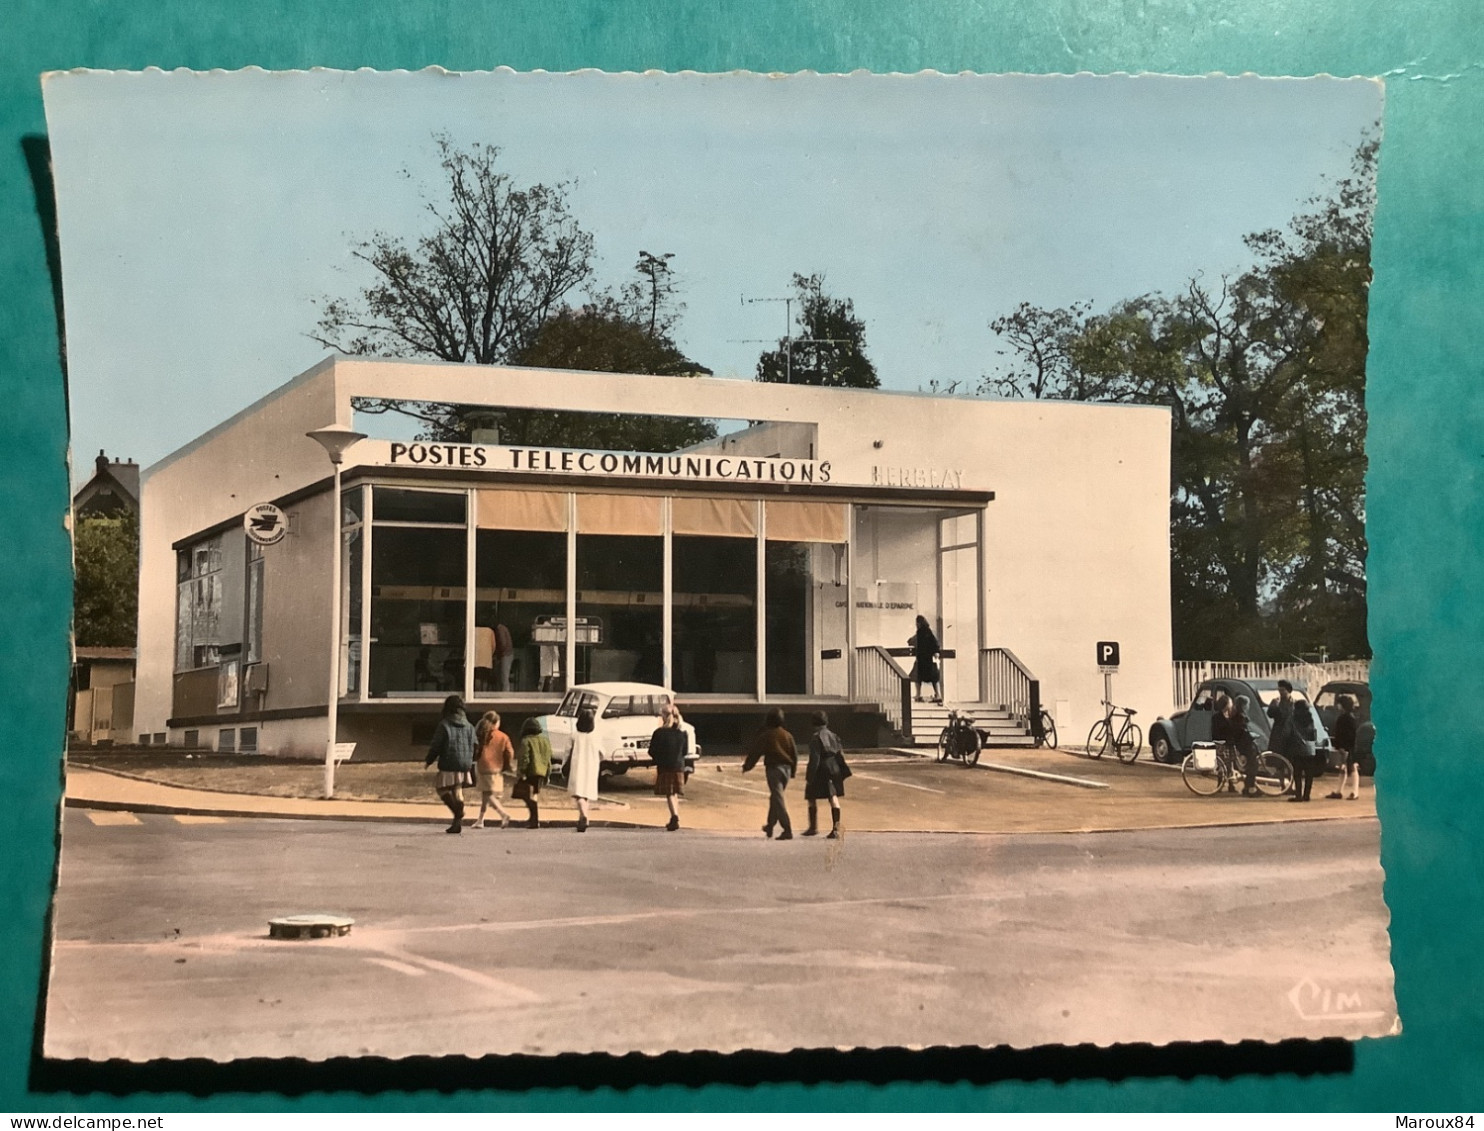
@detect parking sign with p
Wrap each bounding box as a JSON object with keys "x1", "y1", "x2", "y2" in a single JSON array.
[{"x1": 1096, "y1": 641, "x2": 1120, "y2": 668}]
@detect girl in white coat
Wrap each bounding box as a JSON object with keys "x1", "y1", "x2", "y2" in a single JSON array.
[{"x1": 568, "y1": 706, "x2": 601, "y2": 833}]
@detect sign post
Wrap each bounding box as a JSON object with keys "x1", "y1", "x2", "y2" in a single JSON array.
[
  {"x1": 1096, "y1": 640, "x2": 1121, "y2": 713},
  {"x1": 306, "y1": 424, "x2": 367, "y2": 800}
]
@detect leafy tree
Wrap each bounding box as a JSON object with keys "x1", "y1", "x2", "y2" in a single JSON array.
[
  {"x1": 314, "y1": 136, "x2": 594, "y2": 368},
  {"x1": 74, "y1": 513, "x2": 138, "y2": 648},
  {"x1": 756, "y1": 273, "x2": 879, "y2": 388},
  {"x1": 984, "y1": 141, "x2": 1375, "y2": 660},
  {"x1": 419, "y1": 297, "x2": 718, "y2": 452},
  {"x1": 985, "y1": 301, "x2": 1093, "y2": 399}
]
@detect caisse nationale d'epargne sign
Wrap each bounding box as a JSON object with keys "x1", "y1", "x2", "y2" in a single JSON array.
[{"x1": 244, "y1": 502, "x2": 288, "y2": 546}]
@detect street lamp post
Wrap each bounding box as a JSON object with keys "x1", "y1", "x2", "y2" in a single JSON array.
[{"x1": 306, "y1": 424, "x2": 367, "y2": 800}]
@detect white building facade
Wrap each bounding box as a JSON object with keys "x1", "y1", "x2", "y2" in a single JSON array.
[{"x1": 135, "y1": 356, "x2": 1174, "y2": 757}]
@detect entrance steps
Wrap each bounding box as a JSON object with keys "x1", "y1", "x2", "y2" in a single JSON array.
[{"x1": 899, "y1": 701, "x2": 1036, "y2": 748}]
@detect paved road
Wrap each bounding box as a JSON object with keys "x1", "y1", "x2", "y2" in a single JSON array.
[{"x1": 44, "y1": 811, "x2": 1396, "y2": 1061}]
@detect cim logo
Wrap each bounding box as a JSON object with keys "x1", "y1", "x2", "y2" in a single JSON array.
[{"x1": 1287, "y1": 977, "x2": 1387, "y2": 1022}]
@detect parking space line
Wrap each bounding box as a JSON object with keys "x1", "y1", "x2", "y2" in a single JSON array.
[
  {"x1": 391, "y1": 952, "x2": 543, "y2": 1001},
  {"x1": 365, "y1": 956, "x2": 427, "y2": 977},
  {"x1": 83, "y1": 811, "x2": 142, "y2": 826},
  {"x1": 849, "y1": 771, "x2": 946, "y2": 795},
  {"x1": 173, "y1": 815, "x2": 229, "y2": 825},
  {"x1": 703, "y1": 777, "x2": 771, "y2": 796}
]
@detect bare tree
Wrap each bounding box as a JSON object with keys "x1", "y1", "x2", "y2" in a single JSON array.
[
  {"x1": 313, "y1": 136, "x2": 595, "y2": 423},
  {"x1": 620, "y1": 251, "x2": 680, "y2": 338}
]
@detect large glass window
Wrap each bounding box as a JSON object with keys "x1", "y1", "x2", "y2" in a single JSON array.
[
  {"x1": 368, "y1": 488, "x2": 467, "y2": 697},
  {"x1": 938, "y1": 511, "x2": 981, "y2": 704},
  {"x1": 578, "y1": 534, "x2": 664, "y2": 685},
  {"x1": 765, "y1": 542, "x2": 849, "y2": 696},
  {"x1": 175, "y1": 535, "x2": 223, "y2": 671},
  {"x1": 673, "y1": 534, "x2": 756, "y2": 694},
  {"x1": 474, "y1": 489, "x2": 568, "y2": 694},
  {"x1": 765, "y1": 502, "x2": 849, "y2": 696},
  {"x1": 575, "y1": 493, "x2": 663, "y2": 686},
  {"x1": 245, "y1": 543, "x2": 264, "y2": 666},
  {"x1": 342, "y1": 487, "x2": 363, "y2": 695}
]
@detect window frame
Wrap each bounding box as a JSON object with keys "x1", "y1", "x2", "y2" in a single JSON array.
[{"x1": 175, "y1": 533, "x2": 225, "y2": 673}]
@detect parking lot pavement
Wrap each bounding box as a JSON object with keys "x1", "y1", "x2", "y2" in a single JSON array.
[
  {"x1": 65, "y1": 748, "x2": 1377, "y2": 836},
  {"x1": 597, "y1": 749, "x2": 1378, "y2": 834}
]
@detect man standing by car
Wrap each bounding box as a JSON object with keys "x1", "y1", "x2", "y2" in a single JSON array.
[{"x1": 1267, "y1": 679, "x2": 1320, "y2": 802}]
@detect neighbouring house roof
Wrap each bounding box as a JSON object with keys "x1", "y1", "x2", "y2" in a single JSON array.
[
  {"x1": 75, "y1": 646, "x2": 137, "y2": 663},
  {"x1": 73, "y1": 450, "x2": 140, "y2": 519}
]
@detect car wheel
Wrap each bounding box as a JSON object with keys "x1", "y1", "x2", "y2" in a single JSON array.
[{"x1": 1150, "y1": 730, "x2": 1174, "y2": 764}]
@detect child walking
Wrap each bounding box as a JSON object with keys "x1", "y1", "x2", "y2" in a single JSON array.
[{"x1": 472, "y1": 710, "x2": 515, "y2": 829}]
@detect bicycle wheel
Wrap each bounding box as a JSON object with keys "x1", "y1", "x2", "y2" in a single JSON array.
[
  {"x1": 1253, "y1": 752, "x2": 1294, "y2": 797},
  {"x1": 1085, "y1": 720, "x2": 1110, "y2": 758},
  {"x1": 1040, "y1": 712, "x2": 1058, "y2": 750},
  {"x1": 963, "y1": 728, "x2": 982, "y2": 766},
  {"x1": 1181, "y1": 750, "x2": 1223, "y2": 796},
  {"x1": 1116, "y1": 722, "x2": 1143, "y2": 764},
  {"x1": 936, "y1": 727, "x2": 951, "y2": 762}
]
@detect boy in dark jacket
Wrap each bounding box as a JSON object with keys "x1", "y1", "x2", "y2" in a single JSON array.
[{"x1": 742, "y1": 708, "x2": 798, "y2": 840}]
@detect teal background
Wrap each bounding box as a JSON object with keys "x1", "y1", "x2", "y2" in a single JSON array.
[{"x1": 4, "y1": 0, "x2": 1480, "y2": 1112}]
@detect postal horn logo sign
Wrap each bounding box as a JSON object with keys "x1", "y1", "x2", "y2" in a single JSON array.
[{"x1": 244, "y1": 502, "x2": 288, "y2": 546}]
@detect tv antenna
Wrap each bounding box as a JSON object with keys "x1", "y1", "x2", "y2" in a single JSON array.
[{"x1": 736, "y1": 293, "x2": 849, "y2": 384}]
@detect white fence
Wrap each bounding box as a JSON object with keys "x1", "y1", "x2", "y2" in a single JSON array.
[{"x1": 1172, "y1": 659, "x2": 1370, "y2": 710}]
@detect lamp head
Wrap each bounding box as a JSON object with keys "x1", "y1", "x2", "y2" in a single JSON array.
[{"x1": 306, "y1": 424, "x2": 367, "y2": 466}]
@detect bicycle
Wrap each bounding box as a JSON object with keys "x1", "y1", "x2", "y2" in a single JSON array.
[
  {"x1": 1181, "y1": 742, "x2": 1294, "y2": 797},
  {"x1": 1086, "y1": 700, "x2": 1142, "y2": 762},
  {"x1": 936, "y1": 709, "x2": 982, "y2": 766},
  {"x1": 1031, "y1": 705, "x2": 1058, "y2": 749}
]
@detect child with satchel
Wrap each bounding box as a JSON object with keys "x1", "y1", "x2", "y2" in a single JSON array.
[{"x1": 513, "y1": 716, "x2": 553, "y2": 829}]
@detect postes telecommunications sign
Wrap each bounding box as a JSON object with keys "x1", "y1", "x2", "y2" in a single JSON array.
[{"x1": 381, "y1": 440, "x2": 832, "y2": 486}]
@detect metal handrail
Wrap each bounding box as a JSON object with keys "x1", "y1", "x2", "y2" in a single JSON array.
[
  {"x1": 983, "y1": 646, "x2": 1040, "y2": 732},
  {"x1": 854, "y1": 645, "x2": 914, "y2": 735}
]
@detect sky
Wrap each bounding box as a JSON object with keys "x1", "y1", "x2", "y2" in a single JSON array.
[{"x1": 42, "y1": 68, "x2": 1382, "y2": 483}]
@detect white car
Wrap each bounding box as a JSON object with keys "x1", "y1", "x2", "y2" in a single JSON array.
[{"x1": 539, "y1": 682, "x2": 701, "y2": 778}]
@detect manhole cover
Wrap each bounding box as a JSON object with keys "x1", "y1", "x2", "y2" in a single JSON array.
[{"x1": 268, "y1": 913, "x2": 355, "y2": 940}]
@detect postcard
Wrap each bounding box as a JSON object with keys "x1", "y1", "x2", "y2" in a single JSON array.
[{"x1": 41, "y1": 67, "x2": 1394, "y2": 1063}]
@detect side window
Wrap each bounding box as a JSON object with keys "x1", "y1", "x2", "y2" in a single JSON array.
[
  {"x1": 175, "y1": 534, "x2": 224, "y2": 671},
  {"x1": 1191, "y1": 688, "x2": 1214, "y2": 711},
  {"x1": 245, "y1": 542, "x2": 265, "y2": 665}
]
